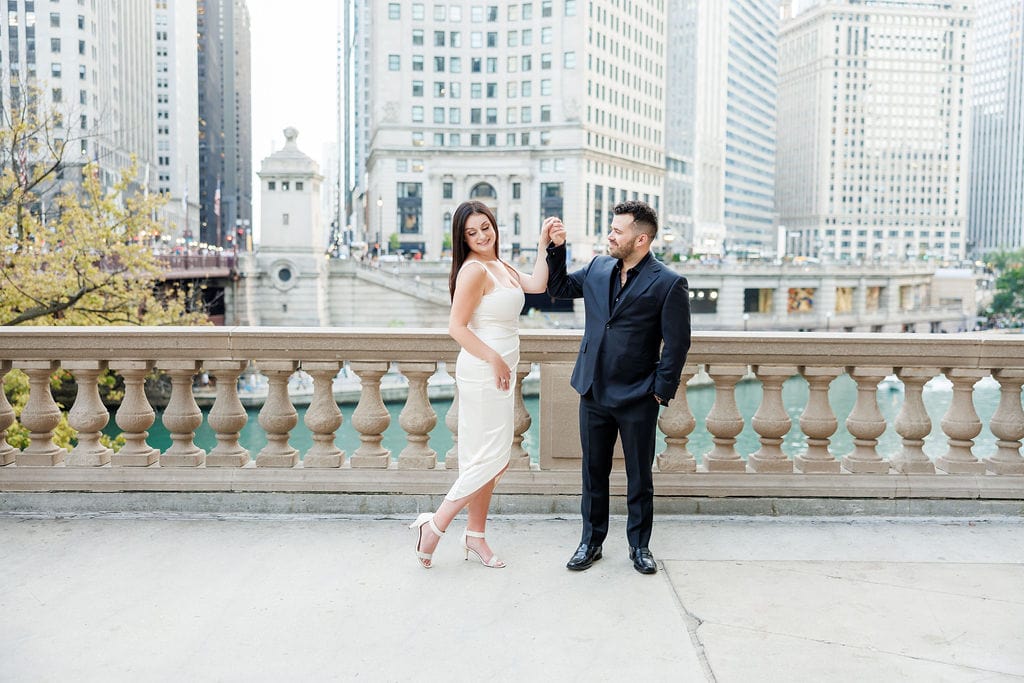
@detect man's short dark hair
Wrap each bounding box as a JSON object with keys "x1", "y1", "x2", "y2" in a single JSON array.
[{"x1": 613, "y1": 200, "x2": 658, "y2": 239}]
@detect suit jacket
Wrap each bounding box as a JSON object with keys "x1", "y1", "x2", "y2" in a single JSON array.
[{"x1": 546, "y1": 244, "x2": 691, "y2": 408}]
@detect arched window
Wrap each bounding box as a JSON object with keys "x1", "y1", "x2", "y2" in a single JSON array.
[
  {"x1": 469, "y1": 182, "x2": 497, "y2": 199},
  {"x1": 514, "y1": 213, "x2": 521, "y2": 236},
  {"x1": 443, "y1": 211, "x2": 452, "y2": 227}
]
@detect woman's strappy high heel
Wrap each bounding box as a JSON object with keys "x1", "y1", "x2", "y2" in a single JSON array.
[
  {"x1": 410, "y1": 513, "x2": 444, "y2": 568},
  {"x1": 461, "y1": 529, "x2": 506, "y2": 568}
]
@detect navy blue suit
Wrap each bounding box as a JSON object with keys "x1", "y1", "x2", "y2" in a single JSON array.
[{"x1": 547, "y1": 244, "x2": 691, "y2": 548}]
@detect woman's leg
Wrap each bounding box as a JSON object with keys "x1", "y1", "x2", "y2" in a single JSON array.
[
  {"x1": 416, "y1": 495, "x2": 465, "y2": 557},
  {"x1": 417, "y1": 464, "x2": 508, "y2": 558},
  {"x1": 463, "y1": 468, "x2": 507, "y2": 562}
]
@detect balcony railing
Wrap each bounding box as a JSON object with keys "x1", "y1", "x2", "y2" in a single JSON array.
[{"x1": 1, "y1": 328, "x2": 1022, "y2": 503}]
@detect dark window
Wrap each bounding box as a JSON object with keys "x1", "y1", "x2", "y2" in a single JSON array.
[
  {"x1": 470, "y1": 182, "x2": 496, "y2": 199},
  {"x1": 397, "y1": 182, "x2": 423, "y2": 234}
]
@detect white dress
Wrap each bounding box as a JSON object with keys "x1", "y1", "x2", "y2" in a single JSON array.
[{"x1": 446, "y1": 261, "x2": 525, "y2": 501}]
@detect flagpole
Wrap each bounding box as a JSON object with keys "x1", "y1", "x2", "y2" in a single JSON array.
[
  {"x1": 182, "y1": 165, "x2": 189, "y2": 244},
  {"x1": 214, "y1": 176, "x2": 222, "y2": 248}
]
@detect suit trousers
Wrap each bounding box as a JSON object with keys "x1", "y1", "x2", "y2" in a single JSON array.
[{"x1": 578, "y1": 393, "x2": 660, "y2": 548}]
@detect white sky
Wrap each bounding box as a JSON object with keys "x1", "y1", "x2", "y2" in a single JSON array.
[{"x1": 248, "y1": 0, "x2": 340, "y2": 234}]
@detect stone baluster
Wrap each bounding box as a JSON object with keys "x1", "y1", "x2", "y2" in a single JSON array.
[
  {"x1": 703, "y1": 365, "x2": 748, "y2": 472},
  {"x1": 0, "y1": 360, "x2": 18, "y2": 466},
  {"x1": 508, "y1": 362, "x2": 533, "y2": 470},
  {"x1": 64, "y1": 361, "x2": 113, "y2": 467},
  {"x1": 348, "y1": 362, "x2": 391, "y2": 468},
  {"x1": 205, "y1": 361, "x2": 250, "y2": 467},
  {"x1": 656, "y1": 364, "x2": 698, "y2": 473},
  {"x1": 444, "y1": 385, "x2": 460, "y2": 470},
  {"x1": 842, "y1": 366, "x2": 892, "y2": 474},
  {"x1": 983, "y1": 370, "x2": 1024, "y2": 475},
  {"x1": 936, "y1": 369, "x2": 986, "y2": 474},
  {"x1": 302, "y1": 361, "x2": 345, "y2": 468},
  {"x1": 160, "y1": 361, "x2": 205, "y2": 466},
  {"x1": 397, "y1": 362, "x2": 438, "y2": 469},
  {"x1": 748, "y1": 365, "x2": 797, "y2": 473},
  {"x1": 110, "y1": 362, "x2": 159, "y2": 466},
  {"x1": 255, "y1": 362, "x2": 299, "y2": 467},
  {"x1": 14, "y1": 361, "x2": 66, "y2": 466},
  {"x1": 892, "y1": 367, "x2": 937, "y2": 474},
  {"x1": 794, "y1": 366, "x2": 842, "y2": 473}
]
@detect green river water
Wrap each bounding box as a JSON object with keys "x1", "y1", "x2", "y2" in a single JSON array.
[{"x1": 132, "y1": 375, "x2": 1008, "y2": 464}]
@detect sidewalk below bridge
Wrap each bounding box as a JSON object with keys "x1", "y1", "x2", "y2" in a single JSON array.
[{"x1": 2, "y1": 512, "x2": 1022, "y2": 681}]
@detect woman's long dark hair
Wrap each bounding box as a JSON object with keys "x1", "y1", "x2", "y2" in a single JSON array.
[{"x1": 448, "y1": 200, "x2": 500, "y2": 300}]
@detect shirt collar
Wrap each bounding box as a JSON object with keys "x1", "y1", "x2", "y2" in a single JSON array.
[{"x1": 614, "y1": 251, "x2": 652, "y2": 276}]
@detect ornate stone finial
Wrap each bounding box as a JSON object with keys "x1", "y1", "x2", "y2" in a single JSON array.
[{"x1": 283, "y1": 127, "x2": 298, "y2": 146}]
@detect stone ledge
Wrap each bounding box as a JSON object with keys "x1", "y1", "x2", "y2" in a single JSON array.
[
  {"x1": 1, "y1": 491, "x2": 1022, "y2": 517},
  {"x1": 1, "y1": 468, "x2": 1022, "y2": 500}
]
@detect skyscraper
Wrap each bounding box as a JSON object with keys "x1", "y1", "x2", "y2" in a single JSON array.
[
  {"x1": 968, "y1": 0, "x2": 1024, "y2": 255},
  {"x1": 777, "y1": 0, "x2": 973, "y2": 263},
  {"x1": 352, "y1": 0, "x2": 666, "y2": 259},
  {"x1": 222, "y1": 0, "x2": 252, "y2": 250},
  {"x1": 197, "y1": 0, "x2": 224, "y2": 245},
  {"x1": 1, "y1": 0, "x2": 156, "y2": 191},
  {"x1": 154, "y1": 0, "x2": 200, "y2": 243},
  {"x1": 197, "y1": 0, "x2": 252, "y2": 247},
  {"x1": 665, "y1": 0, "x2": 778, "y2": 258}
]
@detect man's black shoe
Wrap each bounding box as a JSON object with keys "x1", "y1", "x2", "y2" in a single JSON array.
[
  {"x1": 566, "y1": 543, "x2": 602, "y2": 571},
  {"x1": 629, "y1": 546, "x2": 657, "y2": 574}
]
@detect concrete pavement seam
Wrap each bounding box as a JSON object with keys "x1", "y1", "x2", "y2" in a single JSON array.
[
  {"x1": 692, "y1": 621, "x2": 1022, "y2": 678},
  {"x1": 662, "y1": 561, "x2": 717, "y2": 682}
]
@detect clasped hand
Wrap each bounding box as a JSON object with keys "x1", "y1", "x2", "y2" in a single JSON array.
[{"x1": 542, "y1": 216, "x2": 565, "y2": 247}]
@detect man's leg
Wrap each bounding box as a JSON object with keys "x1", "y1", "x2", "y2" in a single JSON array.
[
  {"x1": 579, "y1": 395, "x2": 618, "y2": 546},
  {"x1": 619, "y1": 397, "x2": 660, "y2": 548}
]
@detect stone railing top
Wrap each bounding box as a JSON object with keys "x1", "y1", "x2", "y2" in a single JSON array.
[{"x1": 1, "y1": 327, "x2": 1023, "y2": 370}]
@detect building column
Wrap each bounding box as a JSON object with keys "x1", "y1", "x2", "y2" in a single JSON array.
[{"x1": 717, "y1": 277, "x2": 745, "y2": 329}]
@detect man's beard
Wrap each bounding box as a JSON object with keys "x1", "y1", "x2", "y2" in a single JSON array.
[{"x1": 609, "y1": 236, "x2": 637, "y2": 260}]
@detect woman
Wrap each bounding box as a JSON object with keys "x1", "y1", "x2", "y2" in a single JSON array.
[{"x1": 410, "y1": 201, "x2": 558, "y2": 568}]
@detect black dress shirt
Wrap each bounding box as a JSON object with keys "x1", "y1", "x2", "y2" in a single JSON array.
[{"x1": 610, "y1": 252, "x2": 651, "y2": 311}]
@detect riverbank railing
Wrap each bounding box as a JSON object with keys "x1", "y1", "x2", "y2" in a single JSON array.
[{"x1": 1, "y1": 328, "x2": 1022, "y2": 505}]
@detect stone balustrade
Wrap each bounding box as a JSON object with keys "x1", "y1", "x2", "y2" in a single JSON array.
[{"x1": 1, "y1": 328, "x2": 1023, "y2": 505}]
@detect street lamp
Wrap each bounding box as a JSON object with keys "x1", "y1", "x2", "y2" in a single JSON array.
[
  {"x1": 742, "y1": 313, "x2": 750, "y2": 331},
  {"x1": 376, "y1": 195, "x2": 383, "y2": 256},
  {"x1": 662, "y1": 230, "x2": 676, "y2": 262}
]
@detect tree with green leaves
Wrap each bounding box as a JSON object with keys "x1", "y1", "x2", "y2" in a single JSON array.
[
  {"x1": 1, "y1": 90, "x2": 203, "y2": 326},
  {"x1": 984, "y1": 249, "x2": 1024, "y2": 325}
]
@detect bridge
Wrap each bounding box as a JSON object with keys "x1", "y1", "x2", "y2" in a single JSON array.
[{"x1": 156, "y1": 252, "x2": 236, "y2": 280}]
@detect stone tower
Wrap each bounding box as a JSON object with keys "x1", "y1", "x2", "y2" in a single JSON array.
[{"x1": 254, "y1": 127, "x2": 328, "y2": 325}]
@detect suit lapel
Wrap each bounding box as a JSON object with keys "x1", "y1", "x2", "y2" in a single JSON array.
[
  {"x1": 610, "y1": 257, "x2": 660, "y2": 319},
  {"x1": 592, "y1": 257, "x2": 615, "y2": 320}
]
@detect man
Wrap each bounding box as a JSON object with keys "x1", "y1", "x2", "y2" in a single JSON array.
[{"x1": 546, "y1": 200, "x2": 691, "y2": 575}]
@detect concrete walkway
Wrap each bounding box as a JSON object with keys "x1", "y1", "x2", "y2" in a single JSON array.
[{"x1": 2, "y1": 513, "x2": 1022, "y2": 682}]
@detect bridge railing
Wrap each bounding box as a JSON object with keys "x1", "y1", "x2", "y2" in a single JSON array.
[
  {"x1": 1, "y1": 328, "x2": 1022, "y2": 503},
  {"x1": 156, "y1": 253, "x2": 236, "y2": 272}
]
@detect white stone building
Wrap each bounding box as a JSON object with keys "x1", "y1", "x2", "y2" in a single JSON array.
[
  {"x1": 153, "y1": 0, "x2": 200, "y2": 243},
  {"x1": 252, "y1": 128, "x2": 328, "y2": 327},
  {"x1": 777, "y1": 0, "x2": 973, "y2": 263},
  {"x1": 355, "y1": 0, "x2": 666, "y2": 260},
  {"x1": 0, "y1": 0, "x2": 157, "y2": 192},
  {"x1": 664, "y1": 0, "x2": 778, "y2": 259},
  {"x1": 968, "y1": 0, "x2": 1024, "y2": 255}
]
